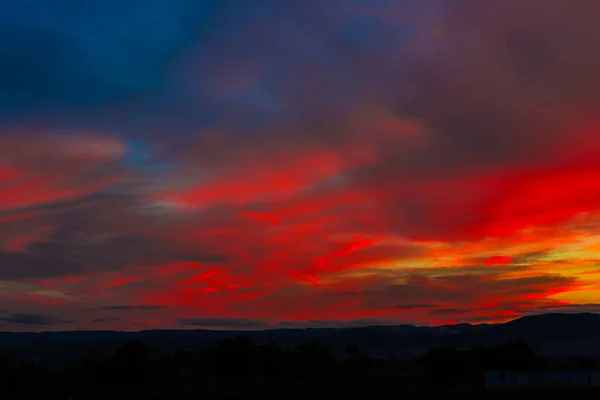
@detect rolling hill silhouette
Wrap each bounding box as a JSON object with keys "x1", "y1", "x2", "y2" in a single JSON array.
[{"x1": 1, "y1": 313, "x2": 598, "y2": 360}]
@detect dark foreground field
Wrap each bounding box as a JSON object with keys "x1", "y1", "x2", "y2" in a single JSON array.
[
  {"x1": 1, "y1": 337, "x2": 599, "y2": 399},
  {"x1": 6, "y1": 387, "x2": 600, "y2": 400}
]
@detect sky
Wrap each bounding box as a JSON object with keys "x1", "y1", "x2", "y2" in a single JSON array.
[{"x1": 1, "y1": 0, "x2": 600, "y2": 332}]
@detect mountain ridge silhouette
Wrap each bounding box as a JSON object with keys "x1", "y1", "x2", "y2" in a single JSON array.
[{"x1": 1, "y1": 313, "x2": 598, "y2": 360}]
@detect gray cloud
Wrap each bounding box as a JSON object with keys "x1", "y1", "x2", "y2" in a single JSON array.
[
  {"x1": 0, "y1": 190, "x2": 229, "y2": 281},
  {"x1": 178, "y1": 318, "x2": 269, "y2": 329},
  {"x1": 0, "y1": 313, "x2": 74, "y2": 326},
  {"x1": 92, "y1": 317, "x2": 124, "y2": 323},
  {"x1": 276, "y1": 318, "x2": 405, "y2": 329},
  {"x1": 526, "y1": 303, "x2": 600, "y2": 315},
  {"x1": 250, "y1": 269, "x2": 578, "y2": 323},
  {"x1": 431, "y1": 308, "x2": 470, "y2": 315},
  {"x1": 394, "y1": 304, "x2": 437, "y2": 310},
  {"x1": 92, "y1": 305, "x2": 167, "y2": 311}
]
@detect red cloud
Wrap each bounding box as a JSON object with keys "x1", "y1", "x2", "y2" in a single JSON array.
[
  {"x1": 486, "y1": 256, "x2": 513, "y2": 266},
  {"x1": 0, "y1": 133, "x2": 126, "y2": 212},
  {"x1": 3, "y1": 0, "x2": 600, "y2": 330}
]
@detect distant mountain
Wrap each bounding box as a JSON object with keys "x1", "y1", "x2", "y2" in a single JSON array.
[
  {"x1": 501, "y1": 312, "x2": 600, "y2": 339},
  {"x1": 1, "y1": 313, "x2": 599, "y2": 360},
  {"x1": 449, "y1": 312, "x2": 600, "y2": 356}
]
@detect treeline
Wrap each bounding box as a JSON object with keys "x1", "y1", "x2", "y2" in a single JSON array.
[
  {"x1": 0, "y1": 338, "x2": 597, "y2": 398},
  {"x1": 420, "y1": 341, "x2": 595, "y2": 386}
]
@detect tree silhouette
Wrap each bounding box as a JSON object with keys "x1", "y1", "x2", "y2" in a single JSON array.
[
  {"x1": 570, "y1": 356, "x2": 597, "y2": 370},
  {"x1": 345, "y1": 343, "x2": 372, "y2": 380},
  {"x1": 487, "y1": 341, "x2": 541, "y2": 370},
  {"x1": 291, "y1": 340, "x2": 336, "y2": 386},
  {"x1": 211, "y1": 336, "x2": 256, "y2": 385},
  {"x1": 0, "y1": 338, "x2": 559, "y2": 397},
  {"x1": 256, "y1": 343, "x2": 288, "y2": 383},
  {"x1": 421, "y1": 346, "x2": 462, "y2": 385},
  {"x1": 109, "y1": 340, "x2": 154, "y2": 389},
  {"x1": 172, "y1": 349, "x2": 196, "y2": 370}
]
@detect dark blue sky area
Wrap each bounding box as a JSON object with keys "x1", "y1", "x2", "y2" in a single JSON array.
[{"x1": 0, "y1": 0, "x2": 418, "y2": 138}]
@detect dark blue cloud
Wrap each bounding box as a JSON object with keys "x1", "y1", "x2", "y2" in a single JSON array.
[
  {"x1": 179, "y1": 318, "x2": 269, "y2": 329},
  {"x1": 0, "y1": 313, "x2": 73, "y2": 326},
  {"x1": 93, "y1": 317, "x2": 123, "y2": 323},
  {"x1": 92, "y1": 305, "x2": 167, "y2": 311},
  {"x1": 0, "y1": 0, "x2": 422, "y2": 140},
  {"x1": 0, "y1": 0, "x2": 216, "y2": 117}
]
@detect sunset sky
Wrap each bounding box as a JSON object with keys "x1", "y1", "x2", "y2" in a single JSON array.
[{"x1": 1, "y1": 0, "x2": 600, "y2": 331}]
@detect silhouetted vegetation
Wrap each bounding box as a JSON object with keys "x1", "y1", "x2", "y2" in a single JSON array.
[
  {"x1": 418, "y1": 340, "x2": 545, "y2": 386},
  {"x1": 0, "y1": 338, "x2": 598, "y2": 398}
]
